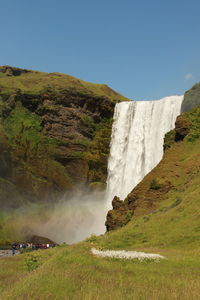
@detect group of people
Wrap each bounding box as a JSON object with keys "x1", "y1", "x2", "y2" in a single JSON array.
[{"x1": 11, "y1": 242, "x2": 57, "y2": 255}]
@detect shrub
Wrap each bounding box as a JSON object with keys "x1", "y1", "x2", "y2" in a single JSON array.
[
  {"x1": 150, "y1": 179, "x2": 161, "y2": 190},
  {"x1": 125, "y1": 210, "x2": 133, "y2": 223},
  {"x1": 81, "y1": 115, "x2": 95, "y2": 133},
  {"x1": 85, "y1": 234, "x2": 98, "y2": 243}
]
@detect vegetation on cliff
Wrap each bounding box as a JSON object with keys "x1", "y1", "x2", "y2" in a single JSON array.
[{"x1": 0, "y1": 66, "x2": 129, "y2": 206}]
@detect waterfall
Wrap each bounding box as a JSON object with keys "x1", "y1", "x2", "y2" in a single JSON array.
[
  {"x1": 106, "y1": 95, "x2": 183, "y2": 207},
  {"x1": 33, "y1": 95, "x2": 183, "y2": 243}
]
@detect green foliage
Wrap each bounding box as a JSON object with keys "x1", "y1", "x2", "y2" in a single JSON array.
[
  {"x1": 0, "y1": 103, "x2": 73, "y2": 198},
  {"x1": 85, "y1": 118, "x2": 113, "y2": 184},
  {"x1": 25, "y1": 253, "x2": 42, "y2": 272},
  {"x1": 71, "y1": 138, "x2": 90, "y2": 147},
  {"x1": 0, "y1": 97, "x2": 10, "y2": 121},
  {"x1": 80, "y1": 114, "x2": 96, "y2": 134},
  {"x1": 4, "y1": 103, "x2": 41, "y2": 146},
  {"x1": 185, "y1": 107, "x2": 200, "y2": 142},
  {"x1": 164, "y1": 106, "x2": 200, "y2": 147},
  {"x1": 164, "y1": 129, "x2": 175, "y2": 149},
  {"x1": 150, "y1": 178, "x2": 161, "y2": 190},
  {"x1": 125, "y1": 210, "x2": 133, "y2": 223},
  {"x1": 85, "y1": 234, "x2": 98, "y2": 242},
  {"x1": 4, "y1": 104, "x2": 57, "y2": 161},
  {"x1": 67, "y1": 151, "x2": 85, "y2": 159}
]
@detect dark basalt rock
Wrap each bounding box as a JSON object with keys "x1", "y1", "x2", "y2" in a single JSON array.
[
  {"x1": 28, "y1": 235, "x2": 55, "y2": 244},
  {"x1": 112, "y1": 196, "x2": 125, "y2": 209},
  {"x1": 0, "y1": 65, "x2": 31, "y2": 76},
  {"x1": 105, "y1": 196, "x2": 131, "y2": 231}
]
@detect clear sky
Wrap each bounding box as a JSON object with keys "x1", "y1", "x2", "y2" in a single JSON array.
[{"x1": 1, "y1": 0, "x2": 200, "y2": 100}]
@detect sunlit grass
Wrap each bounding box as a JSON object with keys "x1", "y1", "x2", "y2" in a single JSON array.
[
  {"x1": 0, "y1": 69, "x2": 129, "y2": 102},
  {"x1": 1, "y1": 133, "x2": 200, "y2": 299},
  {"x1": 1, "y1": 243, "x2": 200, "y2": 300}
]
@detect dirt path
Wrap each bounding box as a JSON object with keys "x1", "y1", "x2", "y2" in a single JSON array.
[{"x1": 0, "y1": 250, "x2": 20, "y2": 258}]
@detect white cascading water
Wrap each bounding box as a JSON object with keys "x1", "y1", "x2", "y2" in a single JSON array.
[{"x1": 106, "y1": 95, "x2": 183, "y2": 208}]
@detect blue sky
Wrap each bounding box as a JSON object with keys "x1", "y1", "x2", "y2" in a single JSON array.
[{"x1": 1, "y1": 0, "x2": 200, "y2": 99}]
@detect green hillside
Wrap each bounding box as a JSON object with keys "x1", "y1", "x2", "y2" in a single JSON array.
[
  {"x1": 0, "y1": 66, "x2": 130, "y2": 245},
  {"x1": 0, "y1": 66, "x2": 129, "y2": 208},
  {"x1": 0, "y1": 66, "x2": 128, "y2": 101},
  {"x1": 1, "y1": 106, "x2": 200, "y2": 300}
]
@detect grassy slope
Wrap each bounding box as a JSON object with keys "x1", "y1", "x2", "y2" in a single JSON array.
[
  {"x1": 0, "y1": 67, "x2": 128, "y2": 102},
  {"x1": 99, "y1": 139, "x2": 200, "y2": 250},
  {"x1": 1, "y1": 109, "x2": 200, "y2": 299}
]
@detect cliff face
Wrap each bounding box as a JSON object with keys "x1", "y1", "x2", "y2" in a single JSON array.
[
  {"x1": 181, "y1": 82, "x2": 200, "y2": 112},
  {"x1": 0, "y1": 66, "x2": 129, "y2": 207},
  {"x1": 106, "y1": 105, "x2": 200, "y2": 231}
]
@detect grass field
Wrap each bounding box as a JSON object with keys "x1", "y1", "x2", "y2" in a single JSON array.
[
  {"x1": 0, "y1": 242, "x2": 199, "y2": 299},
  {"x1": 1, "y1": 166, "x2": 200, "y2": 300},
  {"x1": 0, "y1": 78, "x2": 200, "y2": 299},
  {"x1": 1, "y1": 108, "x2": 200, "y2": 299}
]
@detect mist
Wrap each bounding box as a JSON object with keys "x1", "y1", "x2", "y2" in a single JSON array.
[{"x1": 31, "y1": 190, "x2": 107, "y2": 244}]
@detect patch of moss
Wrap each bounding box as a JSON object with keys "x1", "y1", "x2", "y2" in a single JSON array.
[
  {"x1": 71, "y1": 139, "x2": 90, "y2": 147},
  {"x1": 164, "y1": 106, "x2": 200, "y2": 148},
  {"x1": 4, "y1": 103, "x2": 42, "y2": 147},
  {"x1": 185, "y1": 107, "x2": 200, "y2": 142},
  {"x1": 80, "y1": 114, "x2": 96, "y2": 135},
  {"x1": 164, "y1": 129, "x2": 175, "y2": 149},
  {"x1": 85, "y1": 118, "x2": 113, "y2": 184},
  {"x1": 2, "y1": 104, "x2": 73, "y2": 197}
]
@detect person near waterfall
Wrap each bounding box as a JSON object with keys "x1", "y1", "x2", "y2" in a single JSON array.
[{"x1": 11, "y1": 243, "x2": 18, "y2": 255}]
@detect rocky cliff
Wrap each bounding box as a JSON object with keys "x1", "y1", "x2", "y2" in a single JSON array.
[{"x1": 0, "y1": 66, "x2": 129, "y2": 208}]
